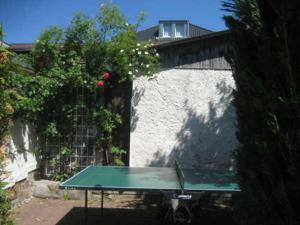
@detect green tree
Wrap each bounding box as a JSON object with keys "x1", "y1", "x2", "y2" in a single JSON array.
[
  {"x1": 10, "y1": 3, "x2": 160, "y2": 174},
  {"x1": 223, "y1": 1, "x2": 300, "y2": 224}
]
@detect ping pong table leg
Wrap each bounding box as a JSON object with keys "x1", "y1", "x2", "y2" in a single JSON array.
[
  {"x1": 159, "y1": 191, "x2": 163, "y2": 206},
  {"x1": 84, "y1": 190, "x2": 88, "y2": 224},
  {"x1": 101, "y1": 189, "x2": 104, "y2": 216}
]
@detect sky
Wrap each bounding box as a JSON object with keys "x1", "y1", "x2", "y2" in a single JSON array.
[{"x1": 0, "y1": 0, "x2": 228, "y2": 43}]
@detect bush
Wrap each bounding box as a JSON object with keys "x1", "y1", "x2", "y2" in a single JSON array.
[
  {"x1": 0, "y1": 25, "x2": 14, "y2": 225},
  {"x1": 223, "y1": 1, "x2": 300, "y2": 224},
  {"x1": 0, "y1": 186, "x2": 14, "y2": 225}
]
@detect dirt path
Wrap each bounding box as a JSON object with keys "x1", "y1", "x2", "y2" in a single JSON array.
[{"x1": 14, "y1": 195, "x2": 237, "y2": 225}]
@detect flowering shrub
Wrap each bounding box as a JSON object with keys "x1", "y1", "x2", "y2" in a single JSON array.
[
  {"x1": 107, "y1": 31, "x2": 159, "y2": 82},
  {"x1": 0, "y1": 4, "x2": 159, "y2": 221},
  {"x1": 16, "y1": 4, "x2": 159, "y2": 171},
  {"x1": 0, "y1": 47, "x2": 14, "y2": 141},
  {"x1": 103, "y1": 72, "x2": 110, "y2": 80},
  {"x1": 0, "y1": 26, "x2": 15, "y2": 225}
]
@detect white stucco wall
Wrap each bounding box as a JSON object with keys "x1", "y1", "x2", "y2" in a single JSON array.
[
  {"x1": 3, "y1": 120, "x2": 38, "y2": 187},
  {"x1": 130, "y1": 69, "x2": 237, "y2": 169}
]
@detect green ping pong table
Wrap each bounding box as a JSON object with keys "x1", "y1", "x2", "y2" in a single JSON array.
[{"x1": 59, "y1": 163, "x2": 240, "y2": 223}]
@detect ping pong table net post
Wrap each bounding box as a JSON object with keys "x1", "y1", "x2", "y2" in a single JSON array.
[{"x1": 175, "y1": 160, "x2": 185, "y2": 193}]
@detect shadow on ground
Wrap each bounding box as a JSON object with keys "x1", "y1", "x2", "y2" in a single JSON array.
[
  {"x1": 55, "y1": 206, "x2": 237, "y2": 225},
  {"x1": 55, "y1": 207, "x2": 157, "y2": 225},
  {"x1": 14, "y1": 196, "x2": 238, "y2": 225}
]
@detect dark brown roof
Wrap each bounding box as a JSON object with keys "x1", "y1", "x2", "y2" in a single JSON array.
[
  {"x1": 8, "y1": 30, "x2": 229, "y2": 53},
  {"x1": 137, "y1": 25, "x2": 159, "y2": 42},
  {"x1": 137, "y1": 21, "x2": 213, "y2": 43},
  {"x1": 9, "y1": 43, "x2": 34, "y2": 52}
]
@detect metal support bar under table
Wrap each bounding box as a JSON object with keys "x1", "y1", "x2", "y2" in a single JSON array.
[
  {"x1": 101, "y1": 189, "x2": 104, "y2": 216},
  {"x1": 84, "y1": 190, "x2": 88, "y2": 224}
]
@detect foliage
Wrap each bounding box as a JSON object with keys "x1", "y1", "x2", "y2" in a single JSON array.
[
  {"x1": 44, "y1": 122, "x2": 60, "y2": 138},
  {"x1": 0, "y1": 26, "x2": 15, "y2": 225},
  {"x1": 223, "y1": 1, "x2": 300, "y2": 224},
  {"x1": 5, "y1": 4, "x2": 159, "y2": 178},
  {"x1": 108, "y1": 34, "x2": 159, "y2": 82},
  {"x1": 0, "y1": 154, "x2": 13, "y2": 225},
  {"x1": 92, "y1": 107, "x2": 124, "y2": 165},
  {"x1": 92, "y1": 107, "x2": 122, "y2": 143},
  {"x1": 98, "y1": 4, "x2": 129, "y2": 40},
  {"x1": 0, "y1": 45, "x2": 14, "y2": 142},
  {"x1": 50, "y1": 146, "x2": 77, "y2": 182},
  {"x1": 0, "y1": 186, "x2": 14, "y2": 225},
  {"x1": 111, "y1": 146, "x2": 126, "y2": 166}
]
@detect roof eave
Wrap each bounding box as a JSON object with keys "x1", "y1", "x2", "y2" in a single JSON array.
[{"x1": 154, "y1": 30, "x2": 230, "y2": 49}]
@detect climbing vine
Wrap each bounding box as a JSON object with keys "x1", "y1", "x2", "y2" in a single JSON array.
[
  {"x1": 6, "y1": 4, "x2": 159, "y2": 178},
  {"x1": 1, "y1": 3, "x2": 158, "y2": 224},
  {"x1": 0, "y1": 25, "x2": 18, "y2": 225}
]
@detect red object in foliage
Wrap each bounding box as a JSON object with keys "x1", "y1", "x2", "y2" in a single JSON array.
[
  {"x1": 97, "y1": 81, "x2": 105, "y2": 88},
  {"x1": 103, "y1": 72, "x2": 110, "y2": 80}
]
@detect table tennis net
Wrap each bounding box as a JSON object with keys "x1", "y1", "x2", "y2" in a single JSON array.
[{"x1": 175, "y1": 160, "x2": 185, "y2": 191}]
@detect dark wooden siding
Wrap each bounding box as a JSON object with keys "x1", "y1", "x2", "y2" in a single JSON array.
[
  {"x1": 108, "y1": 80, "x2": 132, "y2": 165},
  {"x1": 158, "y1": 33, "x2": 232, "y2": 70}
]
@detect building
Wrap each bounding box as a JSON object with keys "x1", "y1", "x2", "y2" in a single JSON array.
[
  {"x1": 4, "y1": 20, "x2": 238, "y2": 189},
  {"x1": 129, "y1": 22, "x2": 237, "y2": 169},
  {"x1": 8, "y1": 43, "x2": 34, "y2": 52},
  {"x1": 137, "y1": 20, "x2": 212, "y2": 43},
  {"x1": 0, "y1": 40, "x2": 9, "y2": 48}
]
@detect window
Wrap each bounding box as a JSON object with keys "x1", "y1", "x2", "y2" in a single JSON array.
[
  {"x1": 175, "y1": 24, "x2": 185, "y2": 37},
  {"x1": 163, "y1": 24, "x2": 172, "y2": 37},
  {"x1": 159, "y1": 21, "x2": 188, "y2": 38}
]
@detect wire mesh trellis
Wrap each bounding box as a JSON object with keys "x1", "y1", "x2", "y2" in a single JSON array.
[{"x1": 44, "y1": 86, "x2": 103, "y2": 178}]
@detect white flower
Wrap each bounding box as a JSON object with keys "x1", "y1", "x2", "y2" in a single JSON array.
[
  {"x1": 146, "y1": 64, "x2": 149, "y2": 68},
  {"x1": 137, "y1": 43, "x2": 141, "y2": 47},
  {"x1": 129, "y1": 63, "x2": 132, "y2": 66},
  {"x1": 147, "y1": 71, "x2": 151, "y2": 74},
  {"x1": 128, "y1": 71, "x2": 133, "y2": 75},
  {"x1": 135, "y1": 69, "x2": 139, "y2": 73},
  {"x1": 156, "y1": 53, "x2": 159, "y2": 57},
  {"x1": 136, "y1": 48, "x2": 139, "y2": 51},
  {"x1": 36, "y1": 39, "x2": 40, "y2": 43},
  {"x1": 120, "y1": 49, "x2": 124, "y2": 53},
  {"x1": 145, "y1": 51, "x2": 149, "y2": 55},
  {"x1": 138, "y1": 51, "x2": 142, "y2": 55},
  {"x1": 132, "y1": 49, "x2": 135, "y2": 52},
  {"x1": 125, "y1": 22, "x2": 129, "y2": 26}
]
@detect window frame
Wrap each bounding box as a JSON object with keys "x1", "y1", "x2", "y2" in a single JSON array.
[
  {"x1": 175, "y1": 23, "x2": 185, "y2": 37},
  {"x1": 162, "y1": 23, "x2": 172, "y2": 38}
]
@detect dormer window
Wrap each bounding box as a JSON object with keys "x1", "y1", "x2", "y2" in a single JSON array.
[
  {"x1": 163, "y1": 24, "x2": 172, "y2": 38},
  {"x1": 159, "y1": 20, "x2": 189, "y2": 39}
]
